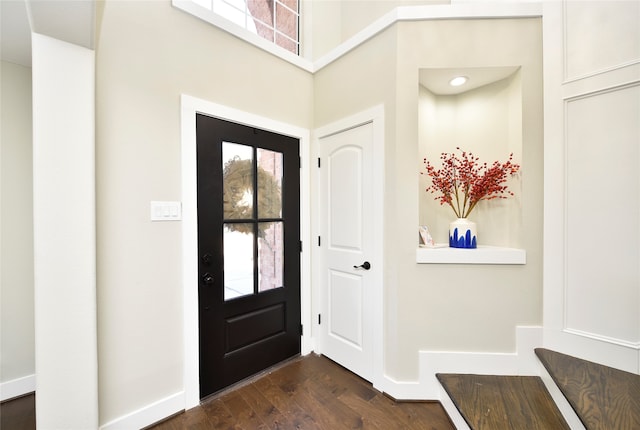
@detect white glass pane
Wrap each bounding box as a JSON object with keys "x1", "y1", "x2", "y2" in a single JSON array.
[
  {"x1": 224, "y1": 224, "x2": 254, "y2": 300},
  {"x1": 213, "y1": 0, "x2": 258, "y2": 33}
]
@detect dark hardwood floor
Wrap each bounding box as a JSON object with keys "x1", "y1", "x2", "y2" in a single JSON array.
[
  {"x1": 437, "y1": 374, "x2": 570, "y2": 430},
  {"x1": 0, "y1": 392, "x2": 36, "y2": 430},
  {"x1": 0, "y1": 354, "x2": 454, "y2": 430},
  {"x1": 536, "y1": 348, "x2": 640, "y2": 430},
  {"x1": 150, "y1": 354, "x2": 455, "y2": 429}
]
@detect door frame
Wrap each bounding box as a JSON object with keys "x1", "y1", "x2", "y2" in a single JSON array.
[
  {"x1": 312, "y1": 104, "x2": 385, "y2": 391},
  {"x1": 180, "y1": 95, "x2": 312, "y2": 408}
]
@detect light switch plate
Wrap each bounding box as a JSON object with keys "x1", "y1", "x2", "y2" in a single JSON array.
[{"x1": 150, "y1": 201, "x2": 182, "y2": 221}]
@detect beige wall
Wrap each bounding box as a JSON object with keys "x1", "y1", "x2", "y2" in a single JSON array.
[
  {"x1": 395, "y1": 18, "x2": 543, "y2": 379},
  {"x1": 341, "y1": 0, "x2": 447, "y2": 41},
  {"x1": 0, "y1": 60, "x2": 35, "y2": 387},
  {"x1": 95, "y1": 0, "x2": 313, "y2": 423},
  {"x1": 314, "y1": 17, "x2": 542, "y2": 380},
  {"x1": 308, "y1": 0, "x2": 448, "y2": 60}
]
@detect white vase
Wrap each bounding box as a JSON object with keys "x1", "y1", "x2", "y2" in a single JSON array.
[{"x1": 449, "y1": 218, "x2": 477, "y2": 248}]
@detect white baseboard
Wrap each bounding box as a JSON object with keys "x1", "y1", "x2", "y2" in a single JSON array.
[
  {"x1": 376, "y1": 375, "x2": 428, "y2": 400},
  {"x1": 99, "y1": 391, "x2": 184, "y2": 430},
  {"x1": 98, "y1": 326, "x2": 541, "y2": 428},
  {"x1": 544, "y1": 328, "x2": 640, "y2": 374},
  {"x1": 378, "y1": 326, "x2": 543, "y2": 401},
  {"x1": 0, "y1": 374, "x2": 36, "y2": 402},
  {"x1": 420, "y1": 326, "x2": 543, "y2": 398}
]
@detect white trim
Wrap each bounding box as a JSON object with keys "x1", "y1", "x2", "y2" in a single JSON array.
[
  {"x1": 538, "y1": 360, "x2": 586, "y2": 430},
  {"x1": 439, "y1": 385, "x2": 471, "y2": 430},
  {"x1": 99, "y1": 391, "x2": 184, "y2": 430},
  {"x1": 315, "y1": 2, "x2": 543, "y2": 71},
  {"x1": 172, "y1": 1, "x2": 542, "y2": 73},
  {"x1": 563, "y1": 328, "x2": 640, "y2": 350},
  {"x1": 180, "y1": 94, "x2": 312, "y2": 409},
  {"x1": 543, "y1": 328, "x2": 640, "y2": 374},
  {"x1": 416, "y1": 245, "x2": 526, "y2": 265},
  {"x1": 312, "y1": 104, "x2": 385, "y2": 393},
  {"x1": 0, "y1": 374, "x2": 36, "y2": 402},
  {"x1": 378, "y1": 326, "x2": 543, "y2": 400}
]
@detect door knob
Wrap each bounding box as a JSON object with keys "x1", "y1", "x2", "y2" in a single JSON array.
[
  {"x1": 353, "y1": 261, "x2": 371, "y2": 270},
  {"x1": 202, "y1": 273, "x2": 214, "y2": 285}
]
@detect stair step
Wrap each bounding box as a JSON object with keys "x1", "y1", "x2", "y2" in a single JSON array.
[
  {"x1": 437, "y1": 373, "x2": 570, "y2": 429},
  {"x1": 535, "y1": 348, "x2": 640, "y2": 430}
]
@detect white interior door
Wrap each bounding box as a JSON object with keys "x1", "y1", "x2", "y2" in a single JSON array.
[{"x1": 318, "y1": 122, "x2": 374, "y2": 381}]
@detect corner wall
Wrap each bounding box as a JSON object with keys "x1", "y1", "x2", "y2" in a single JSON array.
[
  {"x1": 393, "y1": 18, "x2": 543, "y2": 379},
  {"x1": 0, "y1": 60, "x2": 35, "y2": 401},
  {"x1": 314, "y1": 17, "x2": 543, "y2": 383}
]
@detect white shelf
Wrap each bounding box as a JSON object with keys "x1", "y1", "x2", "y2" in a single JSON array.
[{"x1": 416, "y1": 245, "x2": 526, "y2": 265}]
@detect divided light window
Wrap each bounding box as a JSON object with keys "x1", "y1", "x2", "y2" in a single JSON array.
[{"x1": 192, "y1": 0, "x2": 300, "y2": 54}]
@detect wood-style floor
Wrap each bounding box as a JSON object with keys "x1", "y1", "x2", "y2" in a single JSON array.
[
  {"x1": 536, "y1": 348, "x2": 640, "y2": 430},
  {"x1": 0, "y1": 354, "x2": 455, "y2": 430},
  {"x1": 437, "y1": 374, "x2": 570, "y2": 430},
  {"x1": 0, "y1": 392, "x2": 36, "y2": 430},
  {"x1": 151, "y1": 354, "x2": 454, "y2": 429}
]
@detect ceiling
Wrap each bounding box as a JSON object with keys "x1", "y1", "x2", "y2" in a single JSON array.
[
  {"x1": 1, "y1": 0, "x2": 96, "y2": 67},
  {"x1": 419, "y1": 66, "x2": 520, "y2": 95}
]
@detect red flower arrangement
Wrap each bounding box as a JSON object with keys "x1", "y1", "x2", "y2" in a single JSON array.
[{"x1": 422, "y1": 148, "x2": 520, "y2": 219}]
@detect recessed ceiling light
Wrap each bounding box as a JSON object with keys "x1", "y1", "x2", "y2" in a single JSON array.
[{"x1": 449, "y1": 76, "x2": 468, "y2": 87}]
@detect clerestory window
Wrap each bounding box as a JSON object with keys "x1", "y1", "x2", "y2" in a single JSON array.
[{"x1": 190, "y1": 0, "x2": 300, "y2": 54}]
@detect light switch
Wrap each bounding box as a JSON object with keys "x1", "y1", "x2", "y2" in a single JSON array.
[{"x1": 150, "y1": 201, "x2": 182, "y2": 221}]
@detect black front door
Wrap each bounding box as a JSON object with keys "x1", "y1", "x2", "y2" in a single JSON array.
[{"x1": 196, "y1": 114, "x2": 301, "y2": 398}]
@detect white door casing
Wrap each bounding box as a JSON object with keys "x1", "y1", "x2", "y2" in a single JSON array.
[
  {"x1": 180, "y1": 95, "x2": 313, "y2": 409},
  {"x1": 315, "y1": 106, "x2": 385, "y2": 388}
]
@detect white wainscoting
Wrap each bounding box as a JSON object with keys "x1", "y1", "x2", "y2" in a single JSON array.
[
  {"x1": 543, "y1": 0, "x2": 640, "y2": 373},
  {"x1": 565, "y1": 83, "x2": 640, "y2": 346}
]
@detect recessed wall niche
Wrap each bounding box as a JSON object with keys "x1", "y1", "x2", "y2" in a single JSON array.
[{"x1": 418, "y1": 67, "x2": 523, "y2": 249}]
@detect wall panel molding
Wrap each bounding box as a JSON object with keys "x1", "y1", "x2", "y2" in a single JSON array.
[
  {"x1": 562, "y1": 0, "x2": 640, "y2": 82},
  {"x1": 562, "y1": 82, "x2": 640, "y2": 347},
  {"x1": 562, "y1": 63, "x2": 640, "y2": 100},
  {"x1": 545, "y1": 0, "x2": 640, "y2": 372}
]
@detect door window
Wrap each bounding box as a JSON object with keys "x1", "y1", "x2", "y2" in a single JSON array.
[{"x1": 222, "y1": 141, "x2": 285, "y2": 300}]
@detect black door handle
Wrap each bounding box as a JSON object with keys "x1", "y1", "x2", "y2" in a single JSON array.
[{"x1": 353, "y1": 261, "x2": 371, "y2": 270}]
